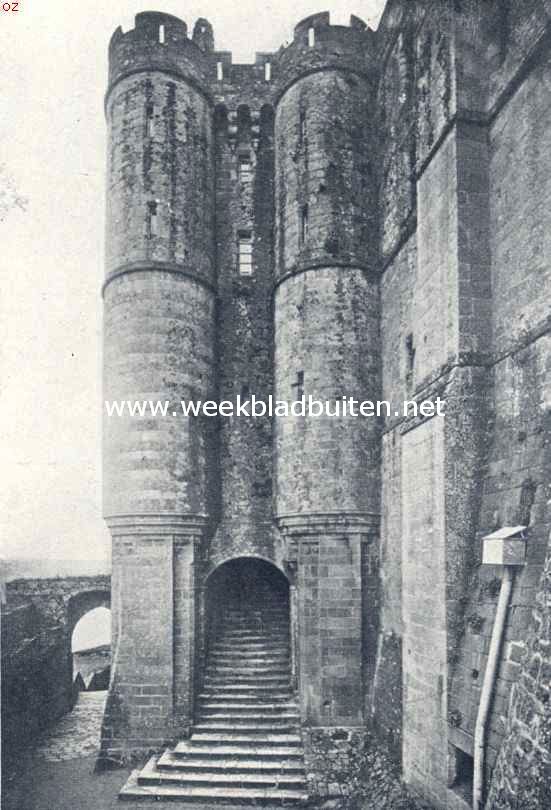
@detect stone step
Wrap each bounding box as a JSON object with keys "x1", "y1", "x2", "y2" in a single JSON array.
[
  {"x1": 199, "y1": 688, "x2": 293, "y2": 699},
  {"x1": 208, "y1": 653, "x2": 291, "y2": 667},
  {"x1": 210, "y1": 651, "x2": 289, "y2": 661},
  {"x1": 210, "y1": 648, "x2": 290, "y2": 658},
  {"x1": 216, "y1": 628, "x2": 289, "y2": 637},
  {"x1": 222, "y1": 609, "x2": 288, "y2": 617},
  {"x1": 197, "y1": 709, "x2": 300, "y2": 720},
  {"x1": 138, "y1": 760, "x2": 307, "y2": 789},
  {"x1": 188, "y1": 732, "x2": 302, "y2": 746},
  {"x1": 201, "y1": 681, "x2": 292, "y2": 691},
  {"x1": 194, "y1": 721, "x2": 300, "y2": 734},
  {"x1": 214, "y1": 630, "x2": 286, "y2": 638},
  {"x1": 210, "y1": 644, "x2": 290, "y2": 654},
  {"x1": 220, "y1": 625, "x2": 288, "y2": 633},
  {"x1": 120, "y1": 763, "x2": 307, "y2": 804},
  {"x1": 219, "y1": 622, "x2": 288, "y2": 631},
  {"x1": 216, "y1": 631, "x2": 289, "y2": 639},
  {"x1": 140, "y1": 771, "x2": 307, "y2": 791},
  {"x1": 198, "y1": 702, "x2": 298, "y2": 714},
  {"x1": 198, "y1": 690, "x2": 296, "y2": 710},
  {"x1": 206, "y1": 666, "x2": 291, "y2": 677},
  {"x1": 158, "y1": 751, "x2": 304, "y2": 774},
  {"x1": 171, "y1": 742, "x2": 304, "y2": 760},
  {"x1": 203, "y1": 674, "x2": 289, "y2": 689}
]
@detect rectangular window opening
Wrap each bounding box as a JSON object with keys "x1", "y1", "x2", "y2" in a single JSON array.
[
  {"x1": 405, "y1": 332, "x2": 415, "y2": 384},
  {"x1": 159, "y1": 24, "x2": 166, "y2": 44},
  {"x1": 217, "y1": 61, "x2": 224, "y2": 81},
  {"x1": 146, "y1": 104, "x2": 155, "y2": 138},
  {"x1": 308, "y1": 27, "x2": 315, "y2": 47},
  {"x1": 292, "y1": 370, "x2": 305, "y2": 399},
  {"x1": 299, "y1": 109, "x2": 307, "y2": 146},
  {"x1": 238, "y1": 232, "x2": 253, "y2": 276},
  {"x1": 147, "y1": 201, "x2": 158, "y2": 238},
  {"x1": 265, "y1": 61, "x2": 272, "y2": 82},
  {"x1": 300, "y1": 204, "x2": 309, "y2": 245},
  {"x1": 239, "y1": 154, "x2": 252, "y2": 184},
  {"x1": 450, "y1": 747, "x2": 474, "y2": 803}
]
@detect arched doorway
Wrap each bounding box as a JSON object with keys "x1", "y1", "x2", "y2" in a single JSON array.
[
  {"x1": 68, "y1": 591, "x2": 111, "y2": 696},
  {"x1": 71, "y1": 606, "x2": 111, "y2": 692},
  {"x1": 199, "y1": 558, "x2": 297, "y2": 735},
  {"x1": 206, "y1": 557, "x2": 289, "y2": 618}
]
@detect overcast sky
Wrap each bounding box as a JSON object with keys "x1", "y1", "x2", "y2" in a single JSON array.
[{"x1": 0, "y1": 0, "x2": 386, "y2": 564}]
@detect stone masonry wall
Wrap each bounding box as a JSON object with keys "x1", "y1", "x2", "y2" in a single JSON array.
[
  {"x1": 97, "y1": 4, "x2": 551, "y2": 804},
  {"x1": 486, "y1": 548, "x2": 551, "y2": 809},
  {"x1": 401, "y1": 416, "x2": 448, "y2": 807},
  {"x1": 448, "y1": 23, "x2": 551, "y2": 799},
  {"x1": 2, "y1": 577, "x2": 111, "y2": 772}
]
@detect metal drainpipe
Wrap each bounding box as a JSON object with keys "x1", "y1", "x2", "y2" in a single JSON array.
[{"x1": 473, "y1": 565, "x2": 514, "y2": 810}]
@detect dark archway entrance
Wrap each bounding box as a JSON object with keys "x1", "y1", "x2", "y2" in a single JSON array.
[
  {"x1": 201, "y1": 558, "x2": 297, "y2": 730},
  {"x1": 206, "y1": 557, "x2": 289, "y2": 617}
]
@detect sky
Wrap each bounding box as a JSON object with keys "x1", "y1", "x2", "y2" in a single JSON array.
[{"x1": 0, "y1": 0, "x2": 386, "y2": 565}]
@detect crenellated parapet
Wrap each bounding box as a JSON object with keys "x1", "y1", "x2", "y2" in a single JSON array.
[
  {"x1": 274, "y1": 13, "x2": 377, "y2": 102},
  {"x1": 107, "y1": 12, "x2": 378, "y2": 118},
  {"x1": 107, "y1": 12, "x2": 214, "y2": 101}
]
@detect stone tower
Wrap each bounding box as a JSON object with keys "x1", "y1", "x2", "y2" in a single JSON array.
[
  {"x1": 101, "y1": 10, "x2": 381, "y2": 783},
  {"x1": 101, "y1": 4, "x2": 551, "y2": 808},
  {"x1": 102, "y1": 12, "x2": 217, "y2": 750},
  {"x1": 273, "y1": 13, "x2": 380, "y2": 726}
]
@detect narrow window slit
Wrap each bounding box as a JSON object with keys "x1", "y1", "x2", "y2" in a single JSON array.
[
  {"x1": 265, "y1": 62, "x2": 271, "y2": 82},
  {"x1": 308, "y1": 27, "x2": 315, "y2": 47},
  {"x1": 239, "y1": 153, "x2": 252, "y2": 184},
  {"x1": 299, "y1": 109, "x2": 307, "y2": 146},
  {"x1": 292, "y1": 370, "x2": 305, "y2": 399},
  {"x1": 146, "y1": 104, "x2": 155, "y2": 138},
  {"x1": 147, "y1": 201, "x2": 158, "y2": 238},
  {"x1": 159, "y1": 24, "x2": 165, "y2": 44},
  {"x1": 300, "y1": 204, "x2": 309, "y2": 245},
  {"x1": 238, "y1": 231, "x2": 253, "y2": 275},
  {"x1": 217, "y1": 61, "x2": 224, "y2": 81}
]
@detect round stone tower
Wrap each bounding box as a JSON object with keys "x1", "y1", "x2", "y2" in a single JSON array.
[
  {"x1": 101, "y1": 12, "x2": 217, "y2": 762},
  {"x1": 273, "y1": 13, "x2": 380, "y2": 726}
]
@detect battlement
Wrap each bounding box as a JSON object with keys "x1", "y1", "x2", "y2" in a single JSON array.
[
  {"x1": 275, "y1": 11, "x2": 376, "y2": 100},
  {"x1": 107, "y1": 10, "x2": 376, "y2": 105},
  {"x1": 107, "y1": 13, "x2": 216, "y2": 98},
  {"x1": 293, "y1": 11, "x2": 367, "y2": 41},
  {"x1": 109, "y1": 13, "x2": 189, "y2": 53}
]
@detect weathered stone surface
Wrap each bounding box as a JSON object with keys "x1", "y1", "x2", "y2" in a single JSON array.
[
  {"x1": 1, "y1": 577, "x2": 110, "y2": 773},
  {"x1": 95, "y1": 1, "x2": 551, "y2": 804}
]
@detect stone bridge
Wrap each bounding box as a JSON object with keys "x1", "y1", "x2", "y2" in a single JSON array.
[
  {"x1": 6, "y1": 575, "x2": 111, "y2": 638},
  {"x1": 1, "y1": 575, "x2": 111, "y2": 770}
]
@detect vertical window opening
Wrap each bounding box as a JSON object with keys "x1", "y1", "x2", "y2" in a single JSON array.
[
  {"x1": 147, "y1": 201, "x2": 158, "y2": 238},
  {"x1": 265, "y1": 62, "x2": 271, "y2": 82},
  {"x1": 300, "y1": 204, "x2": 309, "y2": 246},
  {"x1": 292, "y1": 370, "x2": 305, "y2": 399},
  {"x1": 238, "y1": 231, "x2": 253, "y2": 275},
  {"x1": 217, "y1": 61, "x2": 224, "y2": 81},
  {"x1": 299, "y1": 109, "x2": 307, "y2": 146},
  {"x1": 239, "y1": 154, "x2": 252, "y2": 185},
  {"x1": 145, "y1": 104, "x2": 155, "y2": 138},
  {"x1": 405, "y1": 333, "x2": 415, "y2": 384},
  {"x1": 159, "y1": 24, "x2": 165, "y2": 44},
  {"x1": 308, "y1": 27, "x2": 315, "y2": 47},
  {"x1": 450, "y1": 747, "x2": 474, "y2": 803}
]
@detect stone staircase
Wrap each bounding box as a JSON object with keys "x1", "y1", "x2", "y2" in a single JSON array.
[{"x1": 120, "y1": 603, "x2": 307, "y2": 804}]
